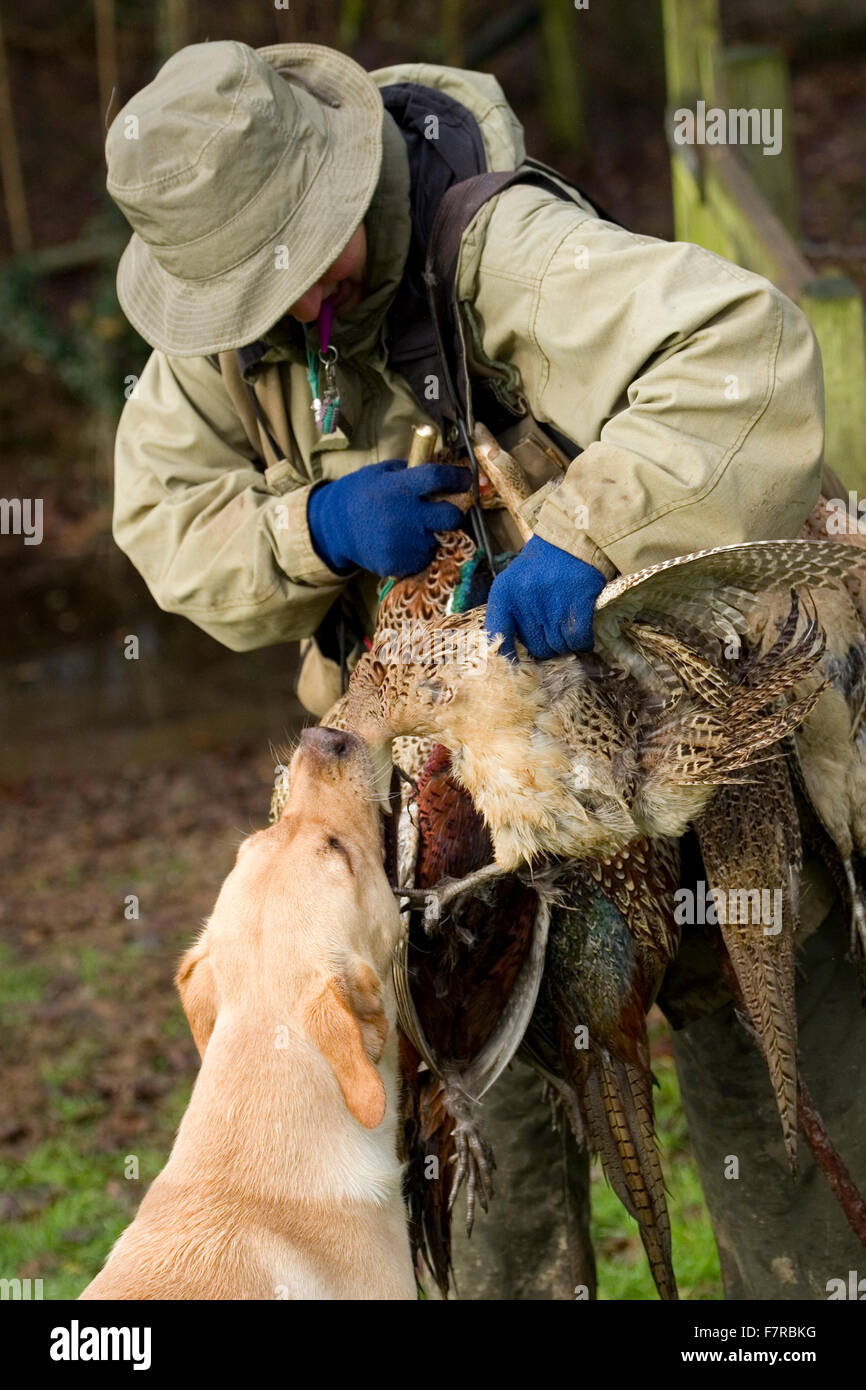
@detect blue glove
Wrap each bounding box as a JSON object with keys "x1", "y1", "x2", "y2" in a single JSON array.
[
  {"x1": 307, "y1": 458, "x2": 471, "y2": 578},
  {"x1": 484, "y1": 535, "x2": 607, "y2": 660}
]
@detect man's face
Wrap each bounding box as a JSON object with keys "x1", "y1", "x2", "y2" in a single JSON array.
[{"x1": 286, "y1": 225, "x2": 368, "y2": 323}]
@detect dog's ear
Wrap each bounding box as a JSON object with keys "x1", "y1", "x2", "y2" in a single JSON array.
[
  {"x1": 304, "y1": 960, "x2": 389, "y2": 1129},
  {"x1": 176, "y1": 935, "x2": 217, "y2": 1059}
]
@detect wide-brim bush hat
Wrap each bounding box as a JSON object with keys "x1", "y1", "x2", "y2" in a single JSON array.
[{"x1": 106, "y1": 41, "x2": 384, "y2": 356}]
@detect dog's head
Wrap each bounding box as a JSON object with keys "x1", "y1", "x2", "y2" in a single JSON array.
[{"x1": 176, "y1": 727, "x2": 402, "y2": 1130}]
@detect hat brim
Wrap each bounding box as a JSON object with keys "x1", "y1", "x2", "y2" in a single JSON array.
[{"x1": 115, "y1": 43, "x2": 384, "y2": 357}]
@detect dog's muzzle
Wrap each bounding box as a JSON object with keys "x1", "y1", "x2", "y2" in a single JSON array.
[
  {"x1": 299, "y1": 725, "x2": 362, "y2": 760},
  {"x1": 298, "y1": 725, "x2": 393, "y2": 817}
]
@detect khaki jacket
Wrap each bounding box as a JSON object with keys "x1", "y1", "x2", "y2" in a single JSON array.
[{"x1": 113, "y1": 61, "x2": 824, "y2": 710}]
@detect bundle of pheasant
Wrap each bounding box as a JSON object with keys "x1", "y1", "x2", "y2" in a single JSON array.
[{"x1": 279, "y1": 431, "x2": 866, "y2": 1300}]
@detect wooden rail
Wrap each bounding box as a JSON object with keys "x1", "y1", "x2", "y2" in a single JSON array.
[{"x1": 662, "y1": 0, "x2": 866, "y2": 491}]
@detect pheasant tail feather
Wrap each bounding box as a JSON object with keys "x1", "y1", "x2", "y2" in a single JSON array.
[
  {"x1": 696, "y1": 766, "x2": 800, "y2": 1171},
  {"x1": 585, "y1": 1051, "x2": 677, "y2": 1300}
]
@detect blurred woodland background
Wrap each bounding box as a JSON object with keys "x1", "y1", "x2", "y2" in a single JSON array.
[{"x1": 1, "y1": 0, "x2": 865, "y2": 1299}]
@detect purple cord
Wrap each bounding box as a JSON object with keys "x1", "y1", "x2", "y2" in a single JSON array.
[{"x1": 318, "y1": 294, "x2": 335, "y2": 353}]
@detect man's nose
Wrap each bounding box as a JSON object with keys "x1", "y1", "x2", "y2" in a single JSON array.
[
  {"x1": 289, "y1": 284, "x2": 324, "y2": 322},
  {"x1": 290, "y1": 278, "x2": 337, "y2": 323}
]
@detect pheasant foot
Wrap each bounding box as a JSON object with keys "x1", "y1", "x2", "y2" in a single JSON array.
[
  {"x1": 444, "y1": 1083, "x2": 496, "y2": 1234},
  {"x1": 401, "y1": 862, "x2": 506, "y2": 932}
]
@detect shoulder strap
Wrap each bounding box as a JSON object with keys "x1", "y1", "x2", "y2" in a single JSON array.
[{"x1": 424, "y1": 167, "x2": 589, "y2": 437}]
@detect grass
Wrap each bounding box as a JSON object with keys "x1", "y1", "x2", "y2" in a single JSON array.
[
  {"x1": 0, "y1": 941, "x2": 52, "y2": 1019},
  {"x1": 0, "y1": 1092, "x2": 191, "y2": 1300},
  {"x1": 0, "y1": 937, "x2": 195, "y2": 1299},
  {"x1": 0, "y1": 849, "x2": 722, "y2": 1300}
]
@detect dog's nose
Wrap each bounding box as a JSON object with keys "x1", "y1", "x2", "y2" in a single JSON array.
[{"x1": 300, "y1": 726, "x2": 360, "y2": 760}]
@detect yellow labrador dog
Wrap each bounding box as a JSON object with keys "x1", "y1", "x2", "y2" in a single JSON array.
[{"x1": 81, "y1": 726, "x2": 415, "y2": 1300}]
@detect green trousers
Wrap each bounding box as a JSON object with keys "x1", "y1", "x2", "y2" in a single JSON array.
[
  {"x1": 448, "y1": 903, "x2": 866, "y2": 1300},
  {"x1": 671, "y1": 902, "x2": 865, "y2": 1300}
]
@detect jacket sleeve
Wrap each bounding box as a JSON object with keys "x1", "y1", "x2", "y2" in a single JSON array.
[
  {"x1": 112, "y1": 349, "x2": 345, "y2": 650},
  {"x1": 460, "y1": 185, "x2": 825, "y2": 578}
]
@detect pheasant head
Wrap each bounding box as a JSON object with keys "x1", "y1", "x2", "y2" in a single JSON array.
[{"x1": 342, "y1": 611, "x2": 519, "y2": 741}]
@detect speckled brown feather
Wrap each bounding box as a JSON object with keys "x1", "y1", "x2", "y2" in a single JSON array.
[
  {"x1": 696, "y1": 760, "x2": 801, "y2": 1170},
  {"x1": 788, "y1": 505, "x2": 866, "y2": 974},
  {"x1": 400, "y1": 743, "x2": 540, "y2": 1295},
  {"x1": 588, "y1": 1052, "x2": 676, "y2": 1301},
  {"x1": 379, "y1": 530, "x2": 477, "y2": 627},
  {"x1": 528, "y1": 839, "x2": 680, "y2": 1300}
]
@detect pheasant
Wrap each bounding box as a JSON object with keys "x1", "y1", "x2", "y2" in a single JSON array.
[
  {"x1": 340, "y1": 540, "x2": 857, "y2": 903},
  {"x1": 786, "y1": 497, "x2": 866, "y2": 978},
  {"x1": 295, "y1": 429, "x2": 866, "y2": 1288},
  {"x1": 522, "y1": 836, "x2": 682, "y2": 1299},
  {"x1": 396, "y1": 742, "x2": 545, "y2": 1289},
  {"x1": 685, "y1": 499, "x2": 866, "y2": 1173},
  {"x1": 338, "y1": 530, "x2": 866, "y2": 1212},
  {"x1": 398, "y1": 772, "x2": 683, "y2": 1299},
  {"x1": 320, "y1": 502, "x2": 685, "y2": 1296}
]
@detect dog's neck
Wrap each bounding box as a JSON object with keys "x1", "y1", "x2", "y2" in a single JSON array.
[
  {"x1": 164, "y1": 1010, "x2": 405, "y2": 1213},
  {"x1": 90, "y1": 1007, "x2": 415, "y2": 1300}
]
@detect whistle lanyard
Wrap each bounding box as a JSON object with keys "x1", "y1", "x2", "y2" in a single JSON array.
[{"x1": 306, "y1": 294, "x2": 341, "y2": 435}]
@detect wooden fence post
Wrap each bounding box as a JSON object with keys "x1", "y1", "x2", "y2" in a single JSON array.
[
  {"x1": 440, "y1": 0, "x2": 464, "y2": 67},
  {"x1": 0, "y1": 8, "x2": 30, "y2": 253},
  {"x1": 662, "y1": 0, "x2": 722, "y2": 246},
  {"x1": 338, "y1": 0, "x2": 364, "y2": 50},
  {"x1": 538, "y1": 0, "x2": 586, "y2": 160},
  {"x1": 94, "y1": 0, "x2": 119, "y2": 130},
  {"x1": 724, "y1": 45, "x2": 799, "y2": 238},
  {"x1": 663, "y1": 0, "x2": 721, "y2": 109},
  {"x1": 801, "y1": 276, "x2": 866, "y2": 492},
  {"x1": 156, "y1": 0, "x2": 190, "y2": 64},
  {"x1": 663, "y1": 0, "x2": 866, "y2": 495}
]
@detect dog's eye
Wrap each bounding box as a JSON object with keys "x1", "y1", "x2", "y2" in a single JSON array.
[{"x1": 322, "y1": 836, "x2": 353, "y2": 873}]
